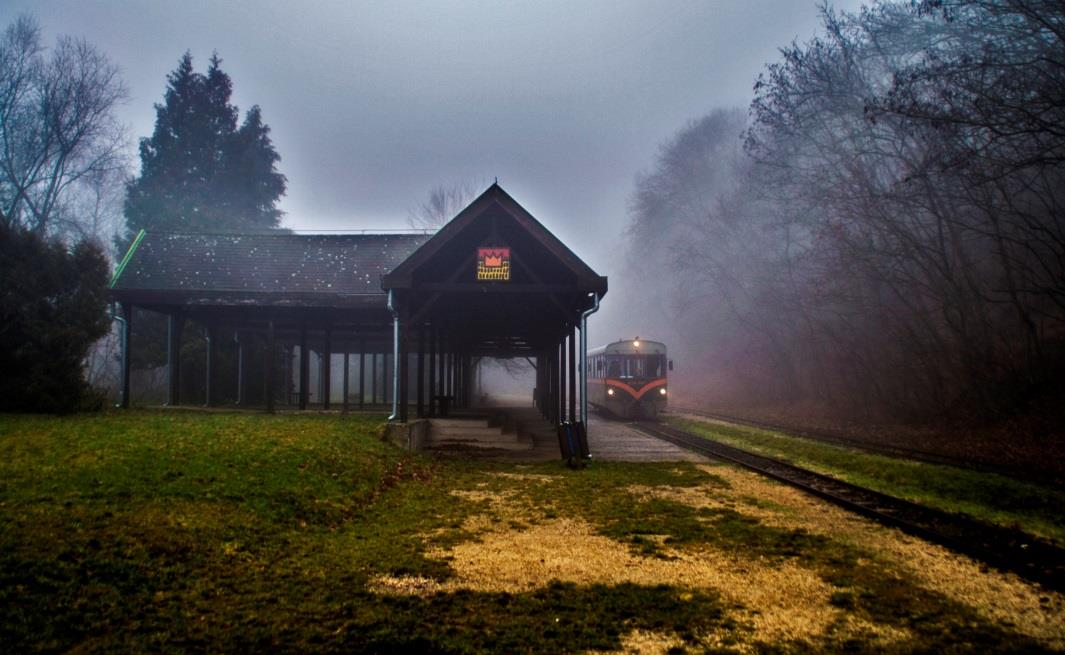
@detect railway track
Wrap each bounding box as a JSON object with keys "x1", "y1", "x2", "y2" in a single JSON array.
[
  {"x1": 631, "y1": 419, "x2": 1065, "y2": 593},
  {"x1": 672, "y1": 406, "x2": 1060, "y2": 485}
]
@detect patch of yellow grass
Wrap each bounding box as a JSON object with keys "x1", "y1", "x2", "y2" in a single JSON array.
[
  {"x1": 375, "y1": 463, "x2": 1065, "y2": 651},
  {"x1": 693, "y1": 464, "x2": 1065, "y2": 648},
  {"x1": 376, "y1": 513, "x2": 845, "y2": 646},
  {"x1": 597, "y1": 629, "x2": 687, "y2": 655},
  {"x1": 488, "y1": 471, "x2": 558, "y2": 484}
]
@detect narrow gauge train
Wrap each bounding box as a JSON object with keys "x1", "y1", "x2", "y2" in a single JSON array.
[{"x1": 587, "y1": 338, "x2": 671, "y2": 419}]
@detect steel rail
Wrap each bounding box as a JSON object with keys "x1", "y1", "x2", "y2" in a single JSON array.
[{"x1": 632, "y1": 420, "x2": 1065, "y2": 592}]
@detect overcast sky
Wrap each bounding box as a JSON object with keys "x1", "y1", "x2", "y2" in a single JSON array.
[{"x1": 6, "y1": 0, "x2": 861, "y2": 275}]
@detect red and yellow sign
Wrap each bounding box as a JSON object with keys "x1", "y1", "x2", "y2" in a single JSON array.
[{"x1": 477, "y1": 247, "x2": 510, "y2": 281}]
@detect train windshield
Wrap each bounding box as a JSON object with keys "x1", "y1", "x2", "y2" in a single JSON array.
[{"x1": 607, "y1": 354, "x2": 667, "y2": 379}]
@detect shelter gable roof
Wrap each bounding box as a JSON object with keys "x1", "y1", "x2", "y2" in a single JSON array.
[
  {"x1": 110, "y1": 231, "x2": 431, "y2": 304},
  {"x1": 381, "y1": 183, "x2": 606, "y2": 292}
]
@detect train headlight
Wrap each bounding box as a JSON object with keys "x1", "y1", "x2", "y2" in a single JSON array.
[
  {"x1": 633, "y1": 340, "x2": 640, "y2": 348},
  {"x1": 607, "y1": 388, "x2": 615, "y2": 396},
  {"x1": 659, "y1": 387, "x2": 667, "y2": 396}
]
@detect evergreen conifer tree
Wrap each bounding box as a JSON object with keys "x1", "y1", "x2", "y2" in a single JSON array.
[{"x1": 122, "y1": 52, "x2": 285, "y2": 245}]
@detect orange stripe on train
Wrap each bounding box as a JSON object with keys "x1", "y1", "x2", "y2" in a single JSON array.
[{"x1": 591, "y1": 378, "x2": 667, "y2": 400}]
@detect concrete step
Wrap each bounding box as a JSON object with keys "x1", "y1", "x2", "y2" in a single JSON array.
[
  {"x1": 432, "y1": 426, "x2": 506, "y2": 436},
  {"x1": 431, "y1": 418, "x2": 491, "y2": 429},
  {"x1": 428, "y1": 417, "x2": 535, "y2": 451},
  {"x1": 429, "y1": 435, "x2": 527, "y2": 448},
  {"x1": 429, "y1": 437, "x2": 534, "y2": 451}
]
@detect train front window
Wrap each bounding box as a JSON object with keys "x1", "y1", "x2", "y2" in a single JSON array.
[
  {"x1": 646, "y1": 354, "x2": 666, "y2": 377},
  {"x1": 609, "y1": 354, "x2": 667, "y2": 379}
]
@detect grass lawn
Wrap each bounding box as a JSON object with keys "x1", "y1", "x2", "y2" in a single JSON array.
[
  {"x1": 666, "y1": 414, "x2": 1065, "y2": 546},
  {"x1": 1, "y1": 410, "x2": 1062, "y2": 653}
]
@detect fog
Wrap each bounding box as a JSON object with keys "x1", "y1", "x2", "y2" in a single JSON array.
[
  {"x1": 5, "y1": 0, "x2": 858, "y2": 287},
  {"x1": 610, "y1": 2, "x2": 1065, "y2": 422},
  {"x1": 5, "y1": 1, "x2": 1059, "y2": 423}
]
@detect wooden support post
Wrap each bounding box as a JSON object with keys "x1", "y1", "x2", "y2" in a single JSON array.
[
  {"x1": 416, "y1": 326, "x2": 425, "y2": 418},
  {"x1": 371, "y1": 351, "x2": 378, "y2": 405},
  {"x1": 235, "y1": 331, "x2": 245, "y2": 406},
  {"x1": 120, "y1": 302, "x2": 133, "y2": 409},
  {"x1": 282, "y1": 345, "x2": 292, "y2": 406},
  {"x1": 358, "y1": 339, "x2": 365, "y2": 410},
  {"x1": 539, "y1": 348, "x2": 546, "y2": 417},
  {"x1": 568, "y1": 326, "x2": 577, "y2": 424},
  {"x1": 298, "y1": 322, "x2": 309, "y2": 410},
  {"x1": 457, "y1": 353, "x2": 464, "y2": 409},
  {"x1": 538, "y1": 350, "x2": 544, "y2": 414},
  {"x1": 558, "y1": 338, "x2": 566, "y2": 422},
  {"x1": 400, "y1": 309, "x2": 410, "y2": 422},
  {"x1": 265, "y1": 319, "x2": 275, "y2": 413},
  {"x1": 384, "y1": 351, "x2": 391, "y2": 406},
  {"x1": 167, "y1": 311, "x2": 183, "y2": 406},
  {"x1": 205, "y1": 323, "x2": 217, "y2": 407},
  {"x1": 552, "y1": 341, "x2": 558, "y2": 422},
  {"x1": 447, "y1": 350, "x2": 454, "y2": 400},
  {"x1": 545, "y1": 347, "x2": 552, "y2": 421},
  {"x1": 322, "y1": 324, "x2": 332, "y2": 410},
  {"x1": 342, "y1": 351, "x2": 350, "y2": 413},
  {"x1": 537, "y1": 350, "x2": 544, "y2": 414},
  {"x1": 454, "y1": 352, "x2": 461, "y2": 409},
  {"x1": 461, "y1": 354, "x2": 469, "y2": 408},
  {"x1": 428, "y1": 326, "x2": 437, "y2": 416}
]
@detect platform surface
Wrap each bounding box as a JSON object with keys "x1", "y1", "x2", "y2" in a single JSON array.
[
  {"x1": 437, "y1": 398, "x2": 708, "y2": 463},
  {"x1": 584, "y1": 413, "x2": 709, "y2": 462}
]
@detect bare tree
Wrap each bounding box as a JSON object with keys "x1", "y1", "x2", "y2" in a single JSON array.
[
  {"x1": 407, "y1": 179, "x2": 482, "y2": 230},
  {"x1": 624, "y1": 1, "x2": 1065, "y2": 421},
  {"x1": 0, "y1": 14, "x2": 128, "y2": 239}
]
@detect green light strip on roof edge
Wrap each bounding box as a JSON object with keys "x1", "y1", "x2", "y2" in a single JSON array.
[{"x1": 109, "y1": 229, "x2": 146, "y2": 289}]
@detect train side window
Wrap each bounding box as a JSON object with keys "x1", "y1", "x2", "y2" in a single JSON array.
[{"x1": 608, "y1": 358, "x2": 620, "y2": 377}]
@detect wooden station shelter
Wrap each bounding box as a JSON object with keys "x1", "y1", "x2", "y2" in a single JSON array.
[{"x1": 109, "y1": 184, "x2": 607, "y2": 428}]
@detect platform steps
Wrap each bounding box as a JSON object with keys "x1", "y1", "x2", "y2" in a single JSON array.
[
  {"x1": 504, "y1": 408, "x2": 566, "y2": 457},
  {"x1": 428, "y1": 417, "x2": 535, "y2": 452}
]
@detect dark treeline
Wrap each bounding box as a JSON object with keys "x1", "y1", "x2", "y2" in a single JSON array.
[{"x1": 625, "y1": 0, "x2": 1065, "y2": 422}]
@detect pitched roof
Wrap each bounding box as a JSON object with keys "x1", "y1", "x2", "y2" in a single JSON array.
[
  {"x1": 110, "y1": 231, "x2": 431, "y2": 306},
  {"x1": 382, "y1": 183, "x2": 607, "y2": 294}
]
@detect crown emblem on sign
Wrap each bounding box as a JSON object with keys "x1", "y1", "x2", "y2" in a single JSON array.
[{"x1": 485, "y1": 255, "x2": 502, "y2": 267}]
